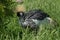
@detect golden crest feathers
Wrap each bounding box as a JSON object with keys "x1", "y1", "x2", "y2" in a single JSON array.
[{"x1": 15, "y1": 5, "x2": 25, "y2": 12}]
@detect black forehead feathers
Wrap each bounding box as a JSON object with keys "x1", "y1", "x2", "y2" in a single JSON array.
[{"x1": 17, "y1": 12, "x2": 20, "y2": 17}]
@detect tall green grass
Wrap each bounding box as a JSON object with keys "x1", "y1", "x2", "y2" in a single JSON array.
[{"x1": 0, "y1": 0, "x2": 60, "y2": 40}]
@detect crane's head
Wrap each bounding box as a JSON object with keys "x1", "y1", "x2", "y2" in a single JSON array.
[{"x1": 15, "y1": 5, "x2": 26, "y2": 17}]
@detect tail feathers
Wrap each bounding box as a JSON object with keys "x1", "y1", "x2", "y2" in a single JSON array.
[{"x1": 47, "y1": 17, "x2": 59, "y2": 26}]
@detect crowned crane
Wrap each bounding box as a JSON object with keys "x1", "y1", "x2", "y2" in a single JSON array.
[
  {"x1": 17, "y1": 10, "x2": 54, "y2": 30},
  {"x1": 16, "y1": 5, "x2": 57, "y2": 31}
]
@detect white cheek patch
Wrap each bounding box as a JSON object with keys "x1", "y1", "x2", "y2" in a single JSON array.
[{"x1": 20, "y1": 13, "x2": 23, "y2": 16}]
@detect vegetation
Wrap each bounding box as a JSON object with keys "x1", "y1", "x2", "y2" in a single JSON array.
[{"x1": 0, "y1": 0, "x2": 60, "y2": 40}]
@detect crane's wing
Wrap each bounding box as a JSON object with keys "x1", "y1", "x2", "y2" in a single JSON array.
[{"x1": 25, "y1": 9, "x2": 49, "y2": 20}]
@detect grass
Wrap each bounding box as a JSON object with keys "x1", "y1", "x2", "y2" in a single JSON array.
[{"x1": 0, "y1": 0, "x2": 60, "y2": 40}]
